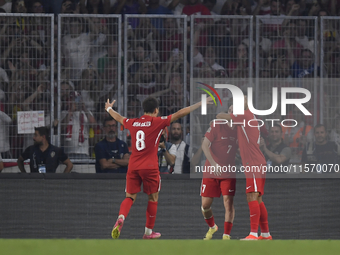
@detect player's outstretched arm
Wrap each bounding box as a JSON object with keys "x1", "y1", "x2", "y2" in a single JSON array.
[
  {"x1": 216, "y1": 112, "x2": 232, "y2": 121},
  {"x1": 105, "y1": 99, "x2": 126, "y2": 125},
  {"x1": 170, "y1": 97, "x2": 213, "y2": 123}
]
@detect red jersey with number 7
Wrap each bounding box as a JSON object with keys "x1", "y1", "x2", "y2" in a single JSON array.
[
  {"x1": 123, "y1": 115, "x2": 172, "y2": 170},
  {"x1": 204, "y1": 123, "x2": 238, "y2": 178},
  {"x1": 230, "y1": 109, "x2": 266, "y2": 167}
]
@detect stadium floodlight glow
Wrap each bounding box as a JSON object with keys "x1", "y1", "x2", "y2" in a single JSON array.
[{"x1": 201, "y1": 84, "x2": 312, "y2": 116}]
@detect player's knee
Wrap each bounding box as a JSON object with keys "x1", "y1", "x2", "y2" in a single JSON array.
[
  {"x1": 148, "y1": 193, "x2": 158, "y2": 202},
  {"x1": 201, "y1": 205, "x2": 211, "y2": 212}
]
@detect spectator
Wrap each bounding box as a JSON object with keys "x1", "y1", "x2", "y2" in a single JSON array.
[
  {"x1": 182, "y1": 0, "x2": 211, "y2": 18},
  {"x1": 295, "y1": 19, "x2": 311, "y2": 49},
  {"x1": 80, "y1": 0, "x2": 110, "y2": 14},
  {"x1": 258, "y1": 0, "x2": 286, "y2": 38},
  {"x1": 325, "y1": 41, "x2": 340, "y2": 78},
  {"x1": 290, "y1": 49, "x2": 317, "y2": 78},
  {"x1": 17, "y1": 126, "x2": 73, "y2": 173},
  {"x1": 283, "y1": 107, "x2": 313, "y2": 163},
  {"x1": 157, "y1": 128, "x2": 176, "y2": 173},
  {"x1": 62, "y1": 17, "x2": 100, "y2": 81},
  {"x1": 94, "y1": 117, "x2": 130, "y2": 173},
  {"x1": 208, "y1": 21, "x2": 234, "y2": 68},
  {"x1": 97, "y1": 36, "x2": 119, "y2": 75},
  {"x1": 111, "y1": 0, "x2": 147, "y2": 29},
  {"x1": 128, "y1": 43, "x2": 149, "y2": 78},
  {"x1": 60, "y1": 0, "x2": 78, "y2": 14},
  {"x1": 129, "y1": 61, "x2": 162, "y2": 103},
  {"x1": 302, "y1": 124, "x2": 339, "y2": 169},
  {"x1": 78, "y1": 67, "x2": 98, "y2": 112},
  {"x1": 11, "y1": 0, "x2": 27, "y2": 13},
  {"x1": 272, "y1": 20, "x2": 303, "y2": 59},
  {"x1": 158, "y1": 17, "x2": 183, "y2": 62},
  {"x1": 29, "y1": 0, "x2": 45, "y2": 13},
  {"x1": 200, "y1": 46, "x2": 227, "y2": 77},
  {"x1": 252, "y1": 0, "x2": 271, "y2": 16},
  {"x1": 170, "y1": 122, "x2": 190, "y2": 174},
  {"x1": 61, "y1": 90, "x2": 97, "y2": 159},
  {"x1": 147, "y1": 0, "x2": 174, "y2": 34},
  {"x1": 0, "y1": 89, "x2": 11, "y2": 158},
  {"x1": 228, "y1": 42, "x2": 251, "y2": 78},
  {"x1": 0, "y1": 0, "x2": 11, "y2": 13},
  {"x1": 260, "y1": 124, "x2": 292, "y2": 168}
]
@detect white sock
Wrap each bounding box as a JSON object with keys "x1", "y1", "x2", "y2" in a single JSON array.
[
  {"x1": 261, "y1": 232, "x2": 271, "y2": 237},
  {"x1": 250, "y1": 232, "x2": 258, "y2": 237},
  {"x1": 211, "y1": 224, "x2": 217, "y2": 229},
  {"x1": 145, "y1": 227, "x2": 152, "y2": 235},
  {"x1": 118, "y1": 215, "x2": 125, "y2": 221},
  {"x1": 223, "y1": 234, "x2": 230, "y2": 237}
]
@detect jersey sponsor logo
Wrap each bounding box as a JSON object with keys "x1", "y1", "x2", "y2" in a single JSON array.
[
  {"x1": 132, "y1": 121, "x2": 151, "y2": 127},
  {"x1": 161, "y1": 116, "x2": 167, "y2": 119}
]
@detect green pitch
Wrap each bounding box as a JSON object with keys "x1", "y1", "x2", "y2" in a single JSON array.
[{"x1": 1, "y1": 240, "x2": 340, "y2": 255}]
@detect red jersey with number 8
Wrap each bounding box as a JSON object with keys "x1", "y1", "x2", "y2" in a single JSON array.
[{"x1": 123, "y1": 115, "x2": 172, "y2": 170}]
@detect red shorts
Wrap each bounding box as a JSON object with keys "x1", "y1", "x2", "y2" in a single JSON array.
[
  {"x1": 126, "y1": 169, "x2": 161, "y2": 195},
  {"x1": 245, "y1": 175, "x2": 265, "y2": 196},
  {"x1": 200, "y1": 178, "x2": 236, "y2": 197}
]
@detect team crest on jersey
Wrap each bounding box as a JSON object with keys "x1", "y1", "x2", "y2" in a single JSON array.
[
  {"x1": 50, "y1": 151, "x2": 55, "y2": 158},
  {"x1": 161, "y1": 116, "x2": 167, "y2": 119}
]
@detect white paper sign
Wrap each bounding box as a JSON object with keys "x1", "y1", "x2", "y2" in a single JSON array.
[{"x1": 17, "y1": 111, "x2": 45, "y2": 134}]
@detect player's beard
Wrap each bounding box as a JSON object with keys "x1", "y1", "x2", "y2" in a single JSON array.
[{"x1": 107, "y1": 131, "x2": 116, "y2": 140}]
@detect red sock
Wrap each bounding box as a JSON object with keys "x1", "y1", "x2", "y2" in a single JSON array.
[
  {"x1": 224, "y1": 222, "x2": 233, "y2": 235},
  {"x1": 146, "y1": 201, "x2": 158, "y2": 229},
  {"x1": 205, "y1": 216, "x2": 215, "y2": 228},
  {"x1": 248, "y1": 201, "x2": 260, "y2": 233},
  {"x1": 118, "y1": 198, "x2": 133, "y2": 219},
  {"x1": 259, "y1": 202, "x2": 269, "y2": 233}
]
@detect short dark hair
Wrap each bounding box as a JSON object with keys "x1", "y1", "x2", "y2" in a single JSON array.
[
  {"x1": 35, "y1": 126, "x2": 50, "y2": 142},
  {"x1": 314, "y1": 124, "x2": 326, "y2": 132},
  {"x1": 142, "y1": 97, "x2": 159, "y2": 114},
  {"x1": 270, "y1": 123, "x2": 282, "y2": 133},
  {"x1": 103, "y1": 116, "x2": 116, "y2": 127}
]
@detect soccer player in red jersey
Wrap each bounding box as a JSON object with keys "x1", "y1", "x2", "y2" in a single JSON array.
[
  {"x1": 200, "y1": 106, "x2": 238, "y2": 240},
  {"x1": 217, "y1": 96, "x2": 272, "y2": 240},
  {"x1": 105, "y1": 96, "x2": 211, "y2": 239}
]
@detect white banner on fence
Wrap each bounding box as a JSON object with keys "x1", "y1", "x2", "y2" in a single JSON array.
[{"x1": 17, "y1": 111, "x2": 45, "y2": 134}]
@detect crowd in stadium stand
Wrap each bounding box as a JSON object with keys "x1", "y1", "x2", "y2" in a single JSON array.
[{"x1": 0, "y1": 0, "x2": 339, "y2": 173}]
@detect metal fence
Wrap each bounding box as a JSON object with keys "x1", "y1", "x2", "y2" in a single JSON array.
[
  {"x1": 0, "y1": 13, "x2": 54, "y2": 162},
  {"x1": 1, "y1": 14, "x2": 340, "y2": 169}
]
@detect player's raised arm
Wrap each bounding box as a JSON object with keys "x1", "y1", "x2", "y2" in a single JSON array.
[
  {"x1": 105, "y1": 99, "x2": 126, "y2": 125},
  {"x1": 216, "y1": 112, "x2": 232, "y2": 121},
  {"x1": 171, "y1": 97, "x2": 213, "y2": 123}
]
